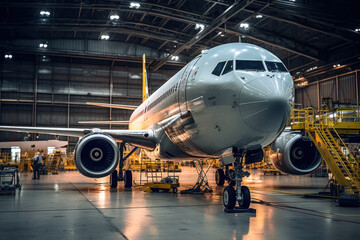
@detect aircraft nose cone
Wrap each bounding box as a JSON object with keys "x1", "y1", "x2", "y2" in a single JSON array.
[{"x1": 239, "y1": 77, "x2": 293, "y2": 133}]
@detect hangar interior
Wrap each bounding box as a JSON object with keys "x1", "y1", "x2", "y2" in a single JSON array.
[{"x1": 0, "y1": 0, "x2": 360, "y2": 239}]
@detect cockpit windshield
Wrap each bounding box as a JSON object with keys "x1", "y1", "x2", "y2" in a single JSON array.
[
  {"x1": 236, "y1": 60, "x2": 265, "y2": 71},
  {"x1": 222, "y1": 60, "x2": 233, "y2": 75},
  {"x1": 265, "y1": 61, "x2": 288, "y2": 72},
  {"x1": 212, "y1": 61, "x2": 226, "y2": 76}
]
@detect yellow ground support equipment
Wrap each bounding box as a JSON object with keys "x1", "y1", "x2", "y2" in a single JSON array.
[
  {"x1": 290, "y1": 108, "x2": 360, "y2": 196},
  {"x1": 47, "y1": 151, "x2": 64, "y2": 174},
  {"x1": 64, "y1": 153, "x2": 77, "y2": 171},
  {"x1": 142, "y1": 158, "x2": 180, "y2": 193}
]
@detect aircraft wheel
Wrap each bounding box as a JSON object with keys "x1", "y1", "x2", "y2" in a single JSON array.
[
  {"x1": 124, "y1": 170, "x2": 132, "y2": 188},
  {"x1": 238, "y1": 186, "x2": 251, "y2": 209},
  {"x1": 223, "y1": 186, "x2": 236, "y2": 209},
  {"x1": 110, "y1": 170, "x2": 118, "y2": 188},
  {"x1": 215, "y1": 168, "x2": 225, "y2": 186}
]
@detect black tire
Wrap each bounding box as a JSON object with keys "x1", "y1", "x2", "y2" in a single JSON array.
[
  {"x1": 124, "y1": 170, "x2": 132, "y2": 188},
  {"x1": 238, "y1": 186, "x2": 251, "y2": 209},
  {"x1": 223, "y1": 186, "x2": 236, "y2": 209},
  {"x1": 173, "y1": 187, "x2": 178, "y2": 193},
  {"x1": 110, "y1": 170, "x2": 118, "y2": 188},
  {"x1": 215, "y1": 169, "x2": 225, "y2": 186}
]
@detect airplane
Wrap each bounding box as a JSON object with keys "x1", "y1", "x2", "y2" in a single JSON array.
[{"x1": 0, "y1": 43, "x2": 322, "y2": 210}]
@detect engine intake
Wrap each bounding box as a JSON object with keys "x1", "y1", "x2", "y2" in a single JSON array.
[
  {"x1": 270, "y1": 132, "x2": 322, "y2": 175},
  {"x1": 74, "y1": 133, "x2": 119, "y2": 178}
]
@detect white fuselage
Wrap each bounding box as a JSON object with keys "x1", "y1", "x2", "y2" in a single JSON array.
[{"x1": 129, "y1": 43, "x2": 294, "y2": 160}]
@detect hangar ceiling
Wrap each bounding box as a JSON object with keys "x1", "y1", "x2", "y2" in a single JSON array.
[{"x1": 0, "y1": 0, "x2": 359, "y2": 82}]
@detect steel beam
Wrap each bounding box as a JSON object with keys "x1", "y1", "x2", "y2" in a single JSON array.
[{"x1": 152, "y1": 0, "x2": 255, "y2": 71}]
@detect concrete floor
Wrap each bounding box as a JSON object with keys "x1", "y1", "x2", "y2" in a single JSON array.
[{"x1": 0, "y1": 167, "x2": 360, "y2": 240}]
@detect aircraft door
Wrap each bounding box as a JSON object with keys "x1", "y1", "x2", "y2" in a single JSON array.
[{"x1": 178, "y1": 56, "x2": 201, "y2": 112}]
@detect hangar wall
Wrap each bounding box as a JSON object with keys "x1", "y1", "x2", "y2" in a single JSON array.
[
  {"x1": 295, "y1": 70, "x2": 359, "y2": 109},
  {"x1": 0, "y1": 58, "x2": 176, "y2": 150}
]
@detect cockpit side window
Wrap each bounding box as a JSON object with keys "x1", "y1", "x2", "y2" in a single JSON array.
[
  {"x1": 222, "y1": 60, "x2": 233, "y2": 75},
  {"x1": 236, "y1": 60, "x2": 265, "y2": 71},
  {"x1": 265, "y1": 61, "x2": 288, "y2": 72},
  {"x1": 211, "y1": 61, "x2": 226, "y2": 76}
]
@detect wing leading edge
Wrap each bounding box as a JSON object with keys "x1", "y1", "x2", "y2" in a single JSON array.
[{"x1": 0, "y1": 126, "x2": 155, "y2": 150}]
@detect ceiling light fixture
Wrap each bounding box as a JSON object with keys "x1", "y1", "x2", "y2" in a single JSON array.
[
  {"x1": 255, "y1": 14, "x2": 263, "y2": 18},
  {"x1": 40, "y1": 10, "x2": 50, "y2": 16},
  {"x1": 129, "y1": 2, "x2": 140, "y2": 9},
  {"x1": 110, "y1": 14, "x2": 120, "y2": 20},
  {"x1": 195, "y1": 23, "x2": 205, "y2": 33},
  {"x1": 39, "y1": 42, "x2": 48, "y2": 48},
  {"x1": 240, "y1": 23, "x2": 249, "y2": 29},
  {"x1": 101, "y1": 34, "x2": 110, "y2": 40},
  {"x1": 171, "y1": 56, "x2": 179, "y2": 61}
]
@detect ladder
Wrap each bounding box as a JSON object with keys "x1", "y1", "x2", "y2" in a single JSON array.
[{"x1": 304, "y1": 110, "x2": 360, "y2": 195}]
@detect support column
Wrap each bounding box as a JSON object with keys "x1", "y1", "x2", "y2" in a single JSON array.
[
  {"x1": 67, "y1": 60, "x2": 71, "y2": 154},
  {"x1": 32, "y1": 57, "x2": 38, "y2": 140},
  {"x1": 356, "y1": 70, "x2": 359, "y2": 107},
  {"x1": 317, "y1": 81, "x2": 320, "y2": 109},
  {"x1": 336, "y1": 75, "x2": 339, "y2": 101},
  {"x1": 109, "y1": 61, "x2": 114, "y2": 129},
  {"x1": 0, "y1": 57, "x2": 3, "y2": 123}
]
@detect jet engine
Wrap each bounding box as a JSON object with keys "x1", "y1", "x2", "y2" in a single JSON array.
[
  {"x1": 74, "y1": 133, "x2": 119, "y2": 178},
  {"x1": 270, "y1": 131, "x2": 322, "y2": 175}
]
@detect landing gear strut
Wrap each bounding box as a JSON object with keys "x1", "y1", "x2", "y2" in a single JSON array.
[
  {"x1": 223, "y1": 148, "x2": 251, "y2": 210},
  {"x1": 110, "y1": 143, "x2": 137, "y2": 189}
]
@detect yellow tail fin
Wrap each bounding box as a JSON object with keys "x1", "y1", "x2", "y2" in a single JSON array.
[{"x1": 142, "y1": 54, "x2": 149, "y2": 102}]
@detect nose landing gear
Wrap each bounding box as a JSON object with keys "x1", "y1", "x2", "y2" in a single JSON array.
[{"x1": 223, "y1": 148, "x2": 254, "y2": 212}]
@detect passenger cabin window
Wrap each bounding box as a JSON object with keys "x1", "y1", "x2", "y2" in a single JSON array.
[
  {"x1": 265, "y1": 61, "x2": 288, "y2": 72},
  {"x1": 236, "y1": 60, "x2": 265, "y2": 71},
  {"x1": 222, "y1": 60, "x2": 233, "y2": 75},
  {"x1": 212, "y1": 61, "x2": 226, "y2": 76}
]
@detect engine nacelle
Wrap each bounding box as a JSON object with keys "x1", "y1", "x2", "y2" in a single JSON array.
[
  {"x1": 270, "y1": 132, "x2": 322, "y2": 175},
  {"x1": 74, "y1": 133, "x2": 119, "y2": 178}
]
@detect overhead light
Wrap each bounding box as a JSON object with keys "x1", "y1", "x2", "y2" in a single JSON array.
[
  {"x1": 4, "y1": 54, "x2": 12, "y2": 59},
  {"x1": 110, "y1": 14, "x2": 120, "y2": 20},
  {"x1": 201, "y1": 49, "x2": 207, "y2": 54},
  {"x1": 333, "y1": 64, "x2": 341, "y2": 68},
  {"x1": 255, "y1": 14, "x2": 263, "y2": 18},
  {"x1": 39, "y1": 42, "x2": 48, "y2": 48},
  {"x1": 41, "y1": 55, "x2": 50, "y2": 62},
  {"x1": 130, "y1": 2, "x2": 140, "y2": 9},
  {"x1": 355, "y1": 28, "x2": 360, "y2": 32},
  {"x1": 101, "y1": 34, "x2": 110, "y2": 40},
  {"x1": 306, "y1": 66, "x2": 318, "y2": 72},
  {"x1": 195, "y1": 23, "x2": 205, "y2": 33},
  {"x1": 240, "y1": 23, "x2": 249, "y2": 29},
  {"x1": 40, "y1": 10, "x2": 50, "y2": 16},
  {"x1": 289, "y1": 0, "x2": 296, "y2": 2},
  {"x1": 171, "y1": 56, "x2": 179, "y2": 61},
  {"x1": 220, "y1": 34, "x2": 225, "y2": 37}
]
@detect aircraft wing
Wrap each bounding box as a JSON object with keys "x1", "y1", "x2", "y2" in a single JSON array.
[
  {"x1": 0, "y1": 126, "x2": 156, "y2": 149},
  {"x1": 78, "y1": 120, "x2": 129, "y2": 125},
  {"x1": 86, "y1": 102, "x2": 138, "y2": 110}
]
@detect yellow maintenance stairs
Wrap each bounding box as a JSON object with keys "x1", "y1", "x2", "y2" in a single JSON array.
[{"x1": 290, "y1": 108, "x2": 360, "y2": 196}]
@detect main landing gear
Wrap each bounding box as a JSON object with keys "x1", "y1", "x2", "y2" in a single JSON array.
[
  {"x1": 110, "y1": 143, "x2": 137, "y2": 189},
  {"x1": 222, "y1": 148, "x2": 251, "y2": 210}
]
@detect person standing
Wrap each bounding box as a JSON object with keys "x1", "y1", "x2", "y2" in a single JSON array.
[{"x1": 32, "y1": 152, "x2": 43, "y2": 179}]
